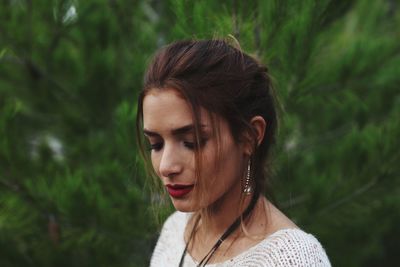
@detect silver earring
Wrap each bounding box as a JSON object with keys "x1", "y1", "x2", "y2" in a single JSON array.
[{"x1": 243, "y1": 159, "x2": 252, "y2": 195}]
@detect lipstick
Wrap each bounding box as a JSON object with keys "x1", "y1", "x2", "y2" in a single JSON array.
[{"x1": 166, "y1": 184, "x2": 194, "y2": 198}]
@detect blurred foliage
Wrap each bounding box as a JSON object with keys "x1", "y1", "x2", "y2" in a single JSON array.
[{"x1": 0, "y1": 0, "x2": 399, "y2": 266}]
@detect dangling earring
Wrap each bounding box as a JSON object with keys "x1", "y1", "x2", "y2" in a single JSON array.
[{"x1": 243, "y1": 159, "x2": 252, "y2": 195}]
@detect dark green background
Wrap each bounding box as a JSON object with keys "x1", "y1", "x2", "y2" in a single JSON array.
[{"x1": 1, "y1": 0, "x2": 399, "y2": 266}]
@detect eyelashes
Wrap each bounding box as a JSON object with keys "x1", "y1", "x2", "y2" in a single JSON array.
[
  {"x1": 147, "y1": 139, "x2": 208, "y2": 152},
  {"x1": 184, "y1": 138, "x2": 208, "y2": 150},
  {"x1": 148, "y1": 143, "x2": 163, "y2": 151}
]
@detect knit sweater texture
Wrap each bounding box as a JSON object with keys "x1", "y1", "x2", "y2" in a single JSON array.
[{"x1": 150, "y1": 211, "x2": 331, "y2": 267}]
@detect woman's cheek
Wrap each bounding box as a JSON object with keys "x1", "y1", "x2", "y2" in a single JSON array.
[{"x1": 151, "y1": 153, "x2": 161, "y2": 177}]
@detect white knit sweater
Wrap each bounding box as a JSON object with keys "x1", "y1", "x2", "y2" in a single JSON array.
[{"x1": 150, "y1": 211, "x2": 331, "y2": 267}]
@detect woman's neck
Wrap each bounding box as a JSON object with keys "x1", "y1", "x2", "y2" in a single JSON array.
[
  {"x1": 196, "y1": 185, "x2": 256, "y2": 242},
  {"x1": 183, "y1": 185, "x2": 263, "y2": 266}
]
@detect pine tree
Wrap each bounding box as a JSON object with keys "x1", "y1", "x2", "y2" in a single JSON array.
[{"x1": 1, "y1": 1, "x2": 158, "y2": 266}]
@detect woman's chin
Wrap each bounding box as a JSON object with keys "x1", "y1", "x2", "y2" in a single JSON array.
[{"x1": 171, "y1": 199, "x2": 197, "y2": 212}]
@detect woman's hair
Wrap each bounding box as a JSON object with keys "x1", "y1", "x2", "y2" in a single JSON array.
[{"x1": 136, "y1": 38, "x2": 279, "y2": 218}]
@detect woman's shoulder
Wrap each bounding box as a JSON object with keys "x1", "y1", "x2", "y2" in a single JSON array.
[
  {"x1": 154, "y1": 211, "x2": 191, "y2": 246},
  {"x1": 150, "y1": 211, "x2": 191, "y2": 267},
  {"x1": 230, "y1": 228, "x2": 331, "y2": 267},
  {"x1": 161, "y1": 211, "x2": 191, "y2": 233}
]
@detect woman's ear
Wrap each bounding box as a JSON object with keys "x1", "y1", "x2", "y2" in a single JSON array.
[{"x1": 243, "y1": 116, "x2": 266, "y2": 156}]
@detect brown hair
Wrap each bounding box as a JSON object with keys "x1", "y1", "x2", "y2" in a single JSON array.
[{"x1": 136, "y1": 39, "x2": 279, "y2": 218}]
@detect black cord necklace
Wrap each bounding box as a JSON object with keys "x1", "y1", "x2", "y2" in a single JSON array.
[{"x1": 178, "y1": 191, "x2": 259, "y2": 267}]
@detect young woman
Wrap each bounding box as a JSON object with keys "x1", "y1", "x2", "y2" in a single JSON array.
[{"x1": 136, "y1": 39, "x2": 331, "y2": 266}]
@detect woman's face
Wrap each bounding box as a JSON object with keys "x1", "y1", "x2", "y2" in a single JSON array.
[{"x1": 142, "y1": 88, "x2": 247, "y2": 212}]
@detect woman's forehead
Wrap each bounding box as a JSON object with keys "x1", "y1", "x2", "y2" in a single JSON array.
[{"x1": 142, "y1": 88, "x2": 212, "y2": 132}]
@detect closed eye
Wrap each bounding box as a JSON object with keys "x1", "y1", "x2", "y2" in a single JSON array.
[
  {"x1": 183, "y1": 141, "x2": 195, "y2": 149},
  {"x1": 149, "y1": 142, "x2": 163, "y2": 151},
  {"x1": 183, "y1": 139, "x2": 208, "y2": 150}
]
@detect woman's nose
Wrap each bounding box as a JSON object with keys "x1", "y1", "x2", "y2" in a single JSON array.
[{"x1": 158, "y1": 144, "x2": 183, "y2": 178}]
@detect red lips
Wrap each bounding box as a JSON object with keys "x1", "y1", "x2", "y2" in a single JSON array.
[{"x1": 166, "y1": 184, "x2": 194, "y2": 198}]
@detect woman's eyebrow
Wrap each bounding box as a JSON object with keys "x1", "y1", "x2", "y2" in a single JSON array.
[
  {"x1": 143, "y1": 124, "x2": 208, "y2": 137},
  {"x1": 143, "y1": 129, "x2": 160, "y2": 137},
  {"x1": 171, "y1": 124, "x2": 195, "y2": 135}
]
